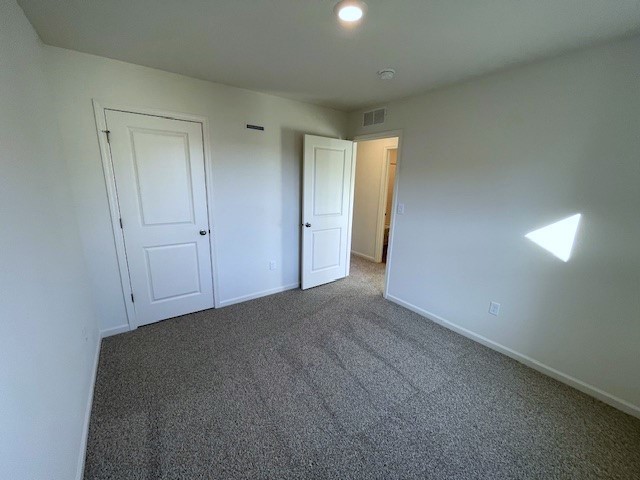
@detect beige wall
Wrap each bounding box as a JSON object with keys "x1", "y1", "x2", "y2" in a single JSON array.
[
  {"x1": 45, "y1": 46, "x2": 348, "y2": 334},
  {"x1": 0, "y1": 2, "x2": 101, "y2": 478},
  {"x1": 348, "y1": 36, "x2": 640, "y2": 415},
  {"x1": 352, "y1": 137, "x2": 398, "y2": 260}
]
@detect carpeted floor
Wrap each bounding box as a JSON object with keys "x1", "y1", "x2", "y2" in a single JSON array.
[{"x1": 85, "y1": 256, "x2": 640, "y2": 479}]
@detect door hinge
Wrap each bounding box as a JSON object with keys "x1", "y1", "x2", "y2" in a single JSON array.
[
  {"x1": 131, "y1": 293, "x2": 135, "y2": 303},
  {"x1": 102, "y1": 129, "x2": 111, "y2": 143},
  {"x1": 119, "y1": 218, "x2": 123, "y2": 229}
]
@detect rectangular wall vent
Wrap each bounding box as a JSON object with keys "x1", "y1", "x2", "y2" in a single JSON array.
[{"x1": 363, "y1": 108, "x2": 386, "y2": 127}]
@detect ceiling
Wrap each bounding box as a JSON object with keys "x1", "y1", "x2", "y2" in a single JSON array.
[{"x1": 18, "y1": 0, "x2": 640, "y2": 111}]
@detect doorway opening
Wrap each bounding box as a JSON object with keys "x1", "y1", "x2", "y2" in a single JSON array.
[
  {"x1": 351, "y1": 134, "x2": 400, "y2": 277},
  {"x1": 300, "y1": 131, "x2": 401, "y2": 296}
]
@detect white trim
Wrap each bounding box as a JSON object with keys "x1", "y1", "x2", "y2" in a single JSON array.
[
  {"x1": 100, "y1": 324, "x2": 130, "y2": 338},
  {"x1": 200, "y1": 119, "x2": 223, "y2": 309},
  {"x1": 75, "y1": 336, "x2": 101, "y2": 480},
  {"x1": 351, "y1": 250, "x2": 377, "y2": 262},
  {"x1": 352, "y1": 129, "x2": 403, "y2": 143},
  {"x1": 384, "y1": 133, "x2": 403, "y2": 301},
  {"x1": 345, "y1": 142, "x2": 357, "y2": 276},
  {"x1": 92, "y1": 100, "x2": 221, "y2": 331},
  {"x1": 386, "y1": 294, "x2": 640, "y2": 419},
  {"x1": 374, "y1": 146, "x2": 397, "y2": 263},
  {"x1": 218, "y1": 283, "x2": 299, "y2": 308},
  {"x1": 92, "y1": 101, "x2": 137, "y2": 330}
]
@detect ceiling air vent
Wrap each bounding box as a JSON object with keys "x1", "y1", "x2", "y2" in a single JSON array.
[{"x1": 363, "y1": 108, "x2": 386, "y2": 127}]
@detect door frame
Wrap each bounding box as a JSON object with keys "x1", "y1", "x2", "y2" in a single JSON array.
[
  {"x1": 92, "y1": 100, "x2": 220, "y2": 331},
  {"x1": 352, "y1": 129, "x2": 403, "y2": 300},
  {"x1": 373, "y1": 145, "x2": 398, "y2": 263}
]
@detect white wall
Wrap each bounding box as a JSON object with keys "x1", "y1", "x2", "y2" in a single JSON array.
[
  {"x1": 349, "y1": 36, "x2": 640, "y2": 415},
  {"x1": 0, "y1": 2, "x2": 101, "y2": 479},
  {"x1": 352, "y1": 137, "x2": 398, "y2": 260},
  {"x1": 45, "y1": 47, "x2": 348, "y2": 334}
]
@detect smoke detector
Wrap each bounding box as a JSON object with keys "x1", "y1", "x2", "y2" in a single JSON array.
[{"x1": 377, "y1": 68, "x2": 396, "y2": 80}]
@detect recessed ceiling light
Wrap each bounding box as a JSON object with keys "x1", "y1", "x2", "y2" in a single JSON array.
[
  {"x1": 378, "y1": 68, "x2": 396, "y2": 80},
  {"x1": 335, "y1": 1, "x2": 366, "y2": 24}
]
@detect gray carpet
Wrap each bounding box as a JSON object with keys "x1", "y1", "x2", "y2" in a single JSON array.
[{"x1": 85, "y1": 256, "x2": 640, "y2": 479}]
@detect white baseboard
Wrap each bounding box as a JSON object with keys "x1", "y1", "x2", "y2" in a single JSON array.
[
  {"x1": 76, "y1": 335, "x2": 101, "y2": 480},
  {"x1": 219, "y1": 283, "x2": 300, "y2": 308},
  {"x1": 100, "y1": 324, "x2": 130, "y2": 338},
  {"x1": 351, "y1": 250, "x2": 377, "y2": 262},
  {"x1": 386, "y1": 294, "x2": 640, "y2": 419}
]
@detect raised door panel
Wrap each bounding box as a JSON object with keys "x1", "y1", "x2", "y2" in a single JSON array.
[
  {"x1": 313, "y1": 147, "x2": 346, "y2": 216},
  {"x1": 144, "y1": 243, "x2": 201, "y2": 302},
  {"x1": 312, "y1": 228, "x2": 342, "y2": 271},
  {"x1": 130, "y1": 129, "x2": 195, "y2": 226}
]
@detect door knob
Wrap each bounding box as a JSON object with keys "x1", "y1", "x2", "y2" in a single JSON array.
[
  {"x1": 199, "y1": 230, "x2": 207, "y2": 235},
  {"x1": 305, "y1": 223, "x2": 312, "y2": 228}
]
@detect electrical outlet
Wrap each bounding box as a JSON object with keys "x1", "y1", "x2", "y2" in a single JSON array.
[
  {"x1": 397, "y1": 203, "x2": 405, "y2": 215},
  {"x1": 489, "y1": 301, "x2": 501, "y2": 316},
  {"x1": 269, "y1": 261, "x2": 277, "y2": 271}
]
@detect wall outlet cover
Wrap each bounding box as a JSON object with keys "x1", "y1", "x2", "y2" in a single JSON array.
[{"x1": 489, "y1": 301, "x2": 501, "y2": 316}]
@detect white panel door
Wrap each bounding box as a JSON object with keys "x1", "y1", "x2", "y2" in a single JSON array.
[
  {"x1": 302, "y1": 135, "x2": 355, "y2": 289},
  {"x1": 105, "y1": 110, "x2": 214, "y2": 327}
]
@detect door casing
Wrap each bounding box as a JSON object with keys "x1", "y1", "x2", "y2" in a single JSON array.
[
  {"x1": 93, "y1": 100, "x2": 220, "y2": 331},
  {"x1": 373, "y1": 145, "x2": 398, "y2": 263}
]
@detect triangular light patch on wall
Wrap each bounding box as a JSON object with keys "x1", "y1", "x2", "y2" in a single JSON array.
[{"x1": 525, "y1": 214, "x2": 581, "y2": 262}]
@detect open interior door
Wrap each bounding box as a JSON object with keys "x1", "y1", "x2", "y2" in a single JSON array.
[{"x1": 302, "y1": 134, "x2": 355, "y2": 289}]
